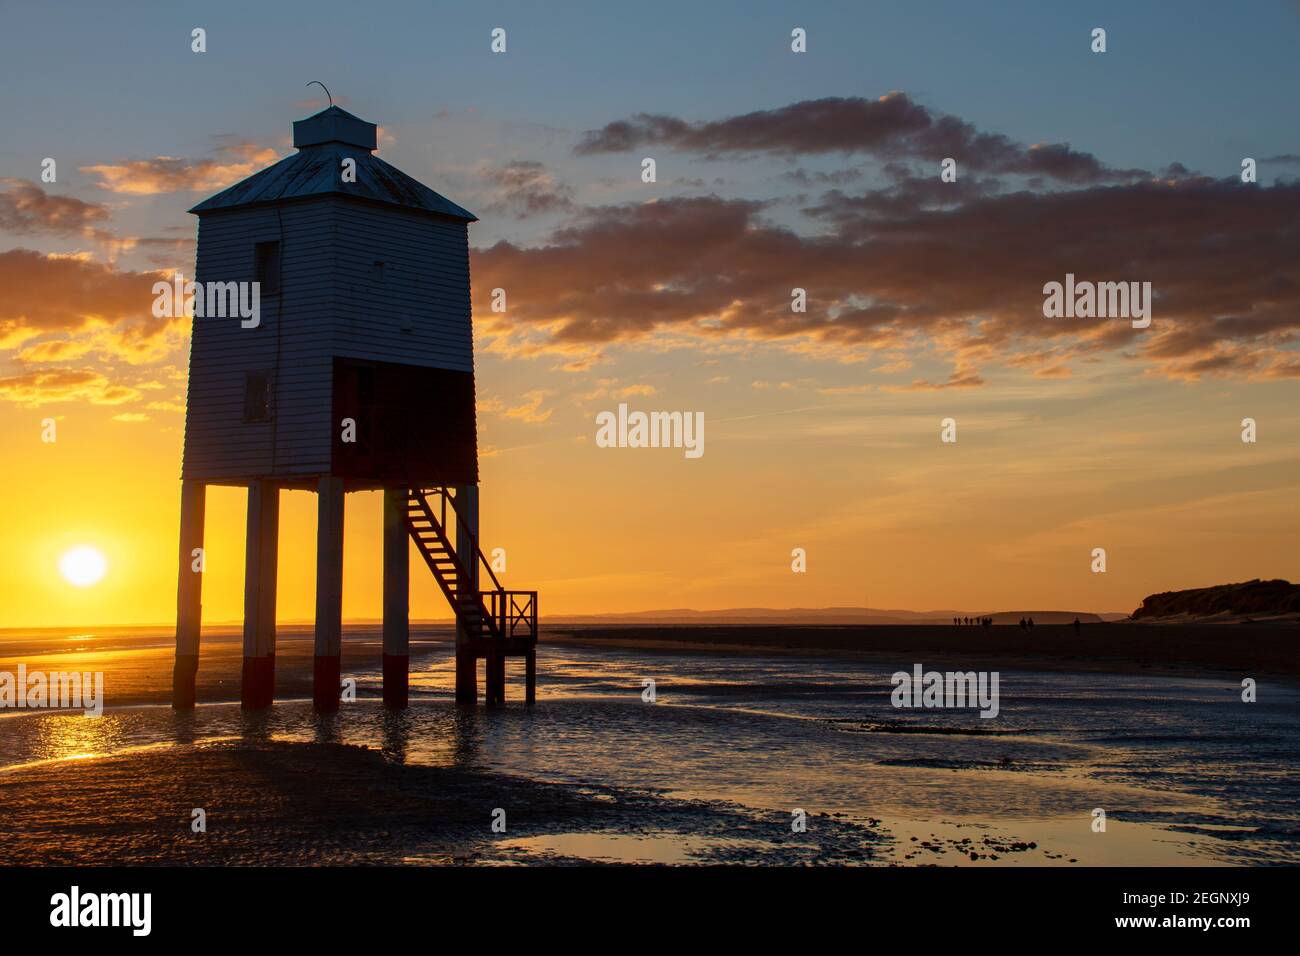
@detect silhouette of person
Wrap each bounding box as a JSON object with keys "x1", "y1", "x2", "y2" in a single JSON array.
[
  {"x1": 1073, "y1": 617, "x2": 1081, "y2": 634},
  {"x1": 1019, "y1": 617, "x2": 1026, "y2": 629},
  {"x1": 1027, "y1": 617, "x2": 1035, "y2": 629}
]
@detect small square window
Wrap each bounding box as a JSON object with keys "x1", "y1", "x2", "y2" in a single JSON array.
[
  {"x1": 255, "y1": 241, "x2": 280, "y2": 295},
  {"x1": 243, "y1": 370, "x2": 273, "y2": 423}
]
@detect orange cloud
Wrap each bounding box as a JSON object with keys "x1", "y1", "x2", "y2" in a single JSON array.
[
  {"x1": 81, "y1": 141, "x2": 278, "y2": 195},
  {"x1": 504, "y1": 390, "x2": 555, "y2": 423},
  {"x1": 0, "y1": 369, "x2": 142, "y2": 407},
  {"x1": 0, "y1": 249, "x2": 185, "y2": 368}
]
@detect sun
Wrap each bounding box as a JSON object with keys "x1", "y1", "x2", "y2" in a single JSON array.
[{"x1": 59, "y1": 546, "x2": 108, "y2": 587}]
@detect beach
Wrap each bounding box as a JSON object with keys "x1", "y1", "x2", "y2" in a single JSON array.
[
  {"x1": 1, "y1": 624, "x2": 1297, "y2": 866},
  {"x1": 547, "y1": 621, "x2": 1300, "y2": 680}
]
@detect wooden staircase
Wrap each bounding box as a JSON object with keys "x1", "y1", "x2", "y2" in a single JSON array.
[{"x1": 400, "y1": 487, "x2": 538, "y2": 658}]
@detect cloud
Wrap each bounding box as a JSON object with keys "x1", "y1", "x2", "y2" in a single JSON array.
[
  {"x1": 0, "y1": 179, "x2": 110, "y2": 236},
  {"x1": 124, "y1": 236, "x2": 198, "y2": 270},
  {"x1": 570, "y1": 378, "x2": 658, "y2": 403},
  {"x1": 0, "y1": 249, "x2": 183, "y2": 363},
  {"x1": 471, "y1": 172, "x2": 1300, "y2": 383},
  {"x1": 883, "y1": 373, "x2": 985, "y2": 393},
  {"x1": 476, "y1": 160, "x2": 574, "y2": 218},
  {"x1": 504, "y1": 390, "x2": 555, "y2": 423},
  {"x1": 16, "y1": 337, "x2": 97, "y2": 363},
  {"x1": 781, "y1": 167, "x2": 864, "y2": 186},
  {"x1": 145, "y1": 398, "x2": 185, "y2": 414},
  {"x1": 817, "y1": 383, "x2": 873, "y2": 395},
  {"x1": 576, "y1": 92, "x2": 1145, "y2": 183},
  {"x1": 0, "y1": 182, "x2": 196, "y2": 268},
  {"x1": 0, "y1": 369, "x2": 142, "y2": 407},
  {"x1": 81, "y1": 140, "x2": 278, "y2": 195}
]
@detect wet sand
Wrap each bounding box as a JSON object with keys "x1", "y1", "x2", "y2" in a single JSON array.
[
  {"x1": 1, "y1": 624, "x2": 1294, "y2": 866},
  {"x1": 0, "y1": 737, "x2": 890, "y2": 866},
  {"x1": 547, "y1": 623, "x2": 1300, "y2": 680},
  {"x1": 0, "y1": 624, "x2": 447, "y2": 708}
]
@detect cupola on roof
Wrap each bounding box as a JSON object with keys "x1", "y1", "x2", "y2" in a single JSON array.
[{"x1": 189, "y1": 106, "x2": 476, "y2": 221}]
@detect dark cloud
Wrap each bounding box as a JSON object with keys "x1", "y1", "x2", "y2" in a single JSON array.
[
  {"x1": 0, "y1": 179, "x2": 110, "y2": 236},
  {"x1": 472, "y1": 176, "x2": 1300, "y2": 382},
  {"x1": 803, "y1": 162, "x2": 1004, "y2": 221},
  {"x1": 781, "y1": 167, "x2": 864, "y2": 186},
  {"x1": 478, "y1": 160, "x2": 574, "y2": 219},
  {"x1": 576, "y1": 92, "x2": 1146, "y2": 184}
]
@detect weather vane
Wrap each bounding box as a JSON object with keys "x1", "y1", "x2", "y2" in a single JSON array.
[{"x1": 306, "y1": 80, "x2": 332, "y2": 107}]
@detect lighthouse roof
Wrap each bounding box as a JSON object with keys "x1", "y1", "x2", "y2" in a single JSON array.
[{"x1": 189, "y1": 106, "x2": 476, "y2": 221}]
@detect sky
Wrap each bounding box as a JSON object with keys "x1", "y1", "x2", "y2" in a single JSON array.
[{"x1": 1, "y1": 0, "x2": 1299, "y2": 628}]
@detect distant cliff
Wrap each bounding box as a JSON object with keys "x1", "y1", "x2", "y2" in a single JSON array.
[{"x1": 1132, "y1": 579, "x2": 1300, "y2": 621}]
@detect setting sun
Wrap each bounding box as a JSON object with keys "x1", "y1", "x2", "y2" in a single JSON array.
[{"x1": 59, "y1": 546, "x2": 107, "y2": 587}]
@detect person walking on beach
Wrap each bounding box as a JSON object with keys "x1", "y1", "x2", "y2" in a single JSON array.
[
  {"x1": 1073, "y1": 617, "x2": 1081, "y2": 634},
  {"x1": 1019, "y1": 617, "x2": 1027, "y2": 629},
  {"x1": 1027, "y1": 617, "x2": 1035, "y2": 629}
]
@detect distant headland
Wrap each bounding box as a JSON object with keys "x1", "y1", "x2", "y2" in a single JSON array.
[{"x1": 1130, "y1": 579, "x2": 1300, "y2": 624}]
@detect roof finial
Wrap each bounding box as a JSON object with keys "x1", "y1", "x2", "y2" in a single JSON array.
[{"x1": 306, "y1": 81, "x2": 333, "y2": 107}]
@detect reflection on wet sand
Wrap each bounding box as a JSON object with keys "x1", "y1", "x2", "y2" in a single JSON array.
[{"x1": 0, "y1": 626, "x2": 1296, "y2": 865}]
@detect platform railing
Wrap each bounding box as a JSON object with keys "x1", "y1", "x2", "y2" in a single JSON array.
[{"x1": 486, "y1": 590, "x2": 538, "y2": 641}]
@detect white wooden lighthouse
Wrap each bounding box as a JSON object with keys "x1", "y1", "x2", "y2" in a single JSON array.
[{"x1": 172, "y1": 104, "x2": 537, "y2": 711}]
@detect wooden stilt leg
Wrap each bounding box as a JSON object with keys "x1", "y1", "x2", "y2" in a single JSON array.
[
  {"x1": 313, "y1": 477, "x2": 345, "y2": 712},
  {"x1": 525, "y1": 650, "x2": 536, "y2": 705},
  {"x1": 455, "y1": 647, "x2": 477, "y2": 705},
  {"x1": 242, "y1": 481, "x2": 279, "y2": 709},
  {"x1": 382, "y1": 488, "x2": 410, "y2": 708},
  {"x1": 173, "y1": 480, "x2": 205, "y2": 709}
]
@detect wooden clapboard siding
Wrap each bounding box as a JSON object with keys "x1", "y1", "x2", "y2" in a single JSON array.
[
  {"x1": 182, "y1": 198, "x2": 337, "y2": 482},
  {"x1": 181, "y1": 194, "x2": 477, "y2": 484},
  {"x1": 331, "y1": 202, "x2": 474, "y2": 372}
]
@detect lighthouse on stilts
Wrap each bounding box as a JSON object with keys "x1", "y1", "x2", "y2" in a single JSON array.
[{"x1": 171, "y1": 104, "x2": 537, "y2": 712}]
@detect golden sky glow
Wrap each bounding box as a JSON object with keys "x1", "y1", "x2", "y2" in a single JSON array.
[{"x1": 2, "y1": 362, "x2": 1297, "y2": 628}]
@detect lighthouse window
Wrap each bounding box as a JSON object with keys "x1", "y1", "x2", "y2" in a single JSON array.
[
  {"x1": 254, "y1": 241, "x2": 280, "y2": 295},
  {"x1": 243, "y1": 370, "x2": 273, "y2": 423}
]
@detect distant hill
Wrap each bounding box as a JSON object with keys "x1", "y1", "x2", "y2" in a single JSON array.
[
  {"x1": 546, "y1": 606, "x2": 1111, "y2": 625},
  {"x1": 1131, "y1": 579, "x2": 1300, "y2": 623}
]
